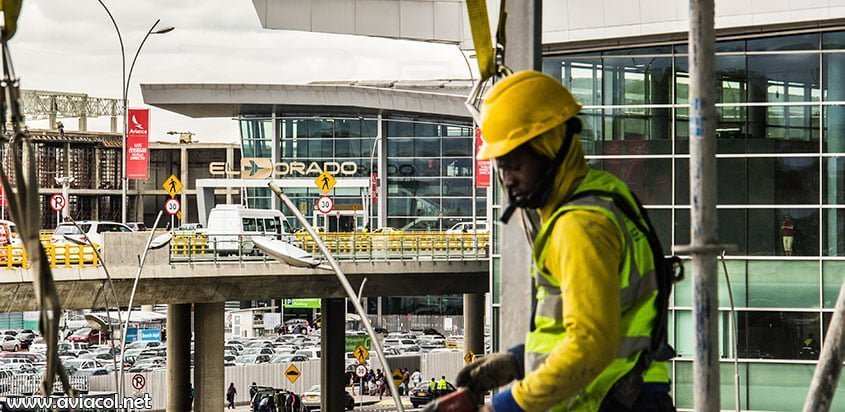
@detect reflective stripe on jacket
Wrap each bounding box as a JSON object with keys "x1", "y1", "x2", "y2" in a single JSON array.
[{"x1": 520, "y1": 169, "x2": 669, "y2": 411}]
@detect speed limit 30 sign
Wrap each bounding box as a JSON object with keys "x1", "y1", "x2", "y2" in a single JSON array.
[
  {"x1": 164, "y1": 198, "x2": 181, "y2": 216},
  {"x1": 316, "y1": 196, "x2": 334, "y2": 214}
]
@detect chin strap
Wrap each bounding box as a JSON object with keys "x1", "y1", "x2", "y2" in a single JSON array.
[{"x1": 500, "y1": 124, "x2": 576, "y2": 224}]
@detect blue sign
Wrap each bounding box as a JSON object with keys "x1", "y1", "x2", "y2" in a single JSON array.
[{"x1": 125, "y1": 328, "x2": 161, "y2": 343}]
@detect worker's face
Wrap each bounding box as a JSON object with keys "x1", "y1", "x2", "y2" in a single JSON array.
[{"x1": 495, "y1": 144, "x2": 550, "y2": 207}]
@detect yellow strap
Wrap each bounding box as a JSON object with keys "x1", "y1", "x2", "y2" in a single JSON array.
[
  {"x1": 465, "y1": 0, "x2": 495, "y2": 81},
  {"x1": 0, "y1": 0, "x2": 22, "y2": 40}
]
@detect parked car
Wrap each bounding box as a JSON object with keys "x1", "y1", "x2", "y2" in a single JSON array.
[
  {"x1": 295, "y1": 349, "x2": 320, "y2": 359},
  {"x1": 269, "y1": 354, "x2": 309, "y2": 364},
  {"x1": 235, "y1": 354, "x2": 270, "y2": 365},
  {"x1": 28, "y1": 337, "x2": 47, "y2": 353},
  {"x1": 50, "y1": 221, "x2": 133, "y2": 246},
  {"x1": 446, "y1": 221, "x2": 489, "y2": 234},
  {"x1": 63, "y1": 358, "x2": 108, "y2": 376},
  {"x1": 126, "y1": 222, "x2": 147, "y2": 231},
  {"x1": 67, "y1": 328, "x2": 109, "y2": 345},
  {"x1": 300, "y1": 385, "x2": 354, "y2": 411},
  {"x1": 125, "y1": 341, "x2": 161, "y2": 350},
  {"x1": 0, "y1": 335, "x2": 20, "y2": 352},
  {"x1": 15, "y1": 330, "x2": 36, "y2": 349},
  {"x1": 410, "y1": 381, "x2": 457, "y2": 408}
]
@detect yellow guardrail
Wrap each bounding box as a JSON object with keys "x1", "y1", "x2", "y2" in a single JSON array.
[
  {"x1": 0, "y1": 243, "x2": 99, "y2": 269},
  {"x1": 171, "y1": 232, "x2": 208, "y2": 255},
  {"x1": 293, "y1": 231, "x2": 490, "y2": 256}
]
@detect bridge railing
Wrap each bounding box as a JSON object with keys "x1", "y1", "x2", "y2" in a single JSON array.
[
  {"x1": 168, "y1": 231, "x2": 490, "y2": 263},
  {"x1": 0, "y1": 242, "x2": 99, "y2": 269}
]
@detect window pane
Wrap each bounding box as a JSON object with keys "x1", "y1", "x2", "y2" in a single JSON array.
[
  {"x1": 748, "y1": 363, "x2": 816, "y2": 411},
  {"x1": 751, "y1": 208, "x2": 819, "y2": 256},
  {"x1": 739, "y1": 312, "x2": 819, "y2": 361},
  {"x1": 387, "y1": 121, "x2": 414, "y2": 137},
  {"x1": 602, "y1": 57, "x2": 672, "y2": 106},
  {"x1": 823, "y1": 105, "x2": 845, "y2": 152},
  {"x1": 387, "y1": 178, "x2": 440, "y2": 197},
  {"x1": 442, "y1": 138, "x2": 471, "y2": 156},
  {"x1": 676, "y1": 55, "x2": 747, "y2": 105},
  {"x1": 558, "y1": 58, "x2": 602, "y2": 106},
  {"x1": 822, "y1": 261, "x2": 845, "y2": 307},
  {"x1": 596, "y1": 108, "x2": 672, "y2": 155},
  {"x1": 414, "y1": 159, "x2": 441, "y2": 177},
  {"x1": 747, "y1": 54, "x2": 820, "y2": 103},
  {"x1": 673, "y1": 259, "x2": 748, "y2": 308},
  {"x1": 822, "y1": 209, "x2": 845, "y2": 256},
  {"x1": 747, "y1": 261, "x2": 819, "y2": 308},
  {"x1": 674, "y1": 361, "x2": 747, "y2": 411},
  {"x1": 334, "y1": 119, "x2": 360, "y2": 137},
  {"x1": 388, "y1": 138, "x2": 414, "y2": 157},
  {"x1": 592, "y1": 158, "x2": 672, "y2": 204},
  {"x1": 443, "y1": 178, "x2": 472, "y2": 196},
  {"x1": 443, "y1": 158, "x2": 472, "y2": 177},
  {"x1": 747, "y1": 33, "x2": 819, "y2": 51}
]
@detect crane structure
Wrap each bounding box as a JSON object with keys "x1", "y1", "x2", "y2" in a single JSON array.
[{"x1": 19, "y1": 89, "x2": 120, "y2": 131}]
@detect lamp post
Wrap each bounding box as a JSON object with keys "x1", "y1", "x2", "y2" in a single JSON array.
[{"x1": 96, "y1": 0, "x2": 174, "y2": 223}]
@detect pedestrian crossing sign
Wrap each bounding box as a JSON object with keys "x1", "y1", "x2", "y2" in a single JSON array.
[
  {"x1": 354, "y1": 345, "x2": 369, "y2": 363},
  {"x1": 163, "y1": 175, "x2": 183, "y2": 197},
  {"x1": 314, "y1": 171, "x2": 336, "y2": 195}
]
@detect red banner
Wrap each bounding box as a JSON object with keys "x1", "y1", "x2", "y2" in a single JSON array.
[
  {"x1": 475, "y1": 128, "x2": 491, "y2": 188},
  {"x1": 371, "y1": 173, "x2": 378, "y2": 204},
  {"x1": 127, "y1": 108, "x2": 150, "y2": 179}
]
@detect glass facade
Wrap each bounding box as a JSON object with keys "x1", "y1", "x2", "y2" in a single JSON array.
[
  {"x1": 538, "y1": 30, "x2": 845, "y2": 410},
  {"x1": 238, "y1": 115, "x2": 482, "y2": 232}
]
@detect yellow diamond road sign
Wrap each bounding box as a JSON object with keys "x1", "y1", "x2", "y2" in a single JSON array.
[
  {"x1": 464, "y1": 350, "x2": 475, "y2": 364},
  {"x1": 285, "y1": 363, "x2": 301, "y2": 384},
  {"x1": 315, "y1": 171, "x2": 336, "y2": 195},
  {"x1": 163, "y1": 175, "x2": 183, "y2": 197},
  {"x1": 354, "y1": 345, "x2": 369, "y2": 363}
]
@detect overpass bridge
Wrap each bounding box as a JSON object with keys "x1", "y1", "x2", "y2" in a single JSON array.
[{"x1": 0, "y1": 231, "x2": 489, "y2": 411}]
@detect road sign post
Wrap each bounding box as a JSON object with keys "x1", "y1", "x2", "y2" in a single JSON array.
[
  {"x1": 314, "y1": 171, "x2": 336, "y2": 194},
  {"x1": 164, "y1": 198, "x2": 180, "y2": 231},
  {"x1": 355, "y1": 363, "x2": 367, "y2": 407},
  {"x1": 316, "y1": 196, "x2": 334, "y2": 214},
  {"x1": 285, "y1": 363, "x2": 301, "y2": 384},
  {"x1": 49, "y1": 194, "x2": 66, "y2": 226}
]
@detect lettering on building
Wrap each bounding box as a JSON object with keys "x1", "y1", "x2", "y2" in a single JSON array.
[{"x1": 209, "y1": 159, "x2": 358, "y2": 178}]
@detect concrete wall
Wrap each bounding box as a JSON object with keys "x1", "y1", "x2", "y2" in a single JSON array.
[
  {"x1": 543, "y1": 0, "x2": 845, "y2": 44},
  {"x1": 89, "y1": 353, "x2": 465, "y2": 411}
]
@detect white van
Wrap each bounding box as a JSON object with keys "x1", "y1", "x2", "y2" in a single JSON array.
[
  {"x1": 206, "y1": 205, "x2": 293, "y2": 255},
  {"x1": 446, "y1": 221, "x2": 489, "y2": 234}
]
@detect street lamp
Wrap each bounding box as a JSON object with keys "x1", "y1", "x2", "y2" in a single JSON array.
[{"x1": 96, "y1": 0, "x2": 174, "y2": 224}]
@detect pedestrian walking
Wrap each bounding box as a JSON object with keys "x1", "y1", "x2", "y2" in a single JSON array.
[
  {"x1": 402, "y1": 368, "x2": 411, "y2": 396},
  {"x1": 226, "y1": 382, "x2": 237, "y2": 409}
]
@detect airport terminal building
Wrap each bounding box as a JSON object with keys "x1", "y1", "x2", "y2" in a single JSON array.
[
  {"x1": 146, "y1": 1, "x2": 845, "y2": 409},
  {"x1": 143, "y1": 79, "x2": 484, "y2": 322}
]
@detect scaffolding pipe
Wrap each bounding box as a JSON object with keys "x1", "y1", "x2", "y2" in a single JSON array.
[
  {"x1": 688, "y1": 0, "x2": 720, "y2": 410},
  {"x1": 803, "y1": 281, "x2": 845, "y2": 411}
]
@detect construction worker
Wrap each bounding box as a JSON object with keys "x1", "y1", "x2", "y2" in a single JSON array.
[
  {"x1": 456, "y1": 71, "x2": 674, "y2": 411},
  {"x1": 437, "y1": 375, "x2": 449, "y2": 397},
  {"x1": 428, "y1": 377, "x2": 438, "y2": 393}
]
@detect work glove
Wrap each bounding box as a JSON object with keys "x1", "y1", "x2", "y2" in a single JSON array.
[{"x1": 456, "y1": 352, "x2": 522, "y2": 397}]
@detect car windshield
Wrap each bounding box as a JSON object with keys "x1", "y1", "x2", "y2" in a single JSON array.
[
  {"x1": 236, "y1": 355, "x2": 256, "y2": 363},
  {"x1": 307, "y1": 385, "x2": 320, "y2": 392},
  {"x1": 72, "y1": 328, "x2": 91, "y2": 336},
  {"x1": 55, "y1": 224, "x2": 90, "y2": 236}
]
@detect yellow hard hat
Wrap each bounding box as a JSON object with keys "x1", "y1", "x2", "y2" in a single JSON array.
[{"x1": 477, "y1": 70, "x2": 582, "y2": 160}]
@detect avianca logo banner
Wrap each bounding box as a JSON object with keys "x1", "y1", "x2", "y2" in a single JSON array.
[{"x1": 127, "y1": 108, "x2": 150, "y2": 180}]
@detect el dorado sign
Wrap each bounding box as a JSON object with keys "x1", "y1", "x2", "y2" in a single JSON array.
[{"x1": 209, "y1": 158, "x2": 358, "y2": 179}]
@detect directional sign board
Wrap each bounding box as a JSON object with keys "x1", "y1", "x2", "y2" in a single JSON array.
[
  {"x1": 355, "y1": 364, "x2": 368, "y2": 378},
  {"x1": 49, "y1": 194, "x2": 66, "y2": 211},
  {"x1": 285, "y1": 363, "x2": 301, "y2": 384},
  {"x1": 316, "y1": 196, "x2": 334, "y2": 214},
  {"x1": 163, "y1": 174, "x2": 183, "y2": 197},
  {"x1": 314, "y1": 171, "x2": 336, "y2": 195},
  {"x1": 164, "y1": 198, "x2": 181, "y2": 216},
  {"x1": 132, "y1": 374, "x2": 146, "y2": 390},
  {"x1": 354, "y1": 345, "x2": 369, "y2": 363}
]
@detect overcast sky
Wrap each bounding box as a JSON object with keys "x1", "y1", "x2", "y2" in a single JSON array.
[{"x1": 11, "y1": 0, "x2": 472, "y2": 143}]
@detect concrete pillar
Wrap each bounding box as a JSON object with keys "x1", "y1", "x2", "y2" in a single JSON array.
[
  {"x1": 463, "y1": 293, "x2": 485, "y2": 356},
  {"x1": 226, "y1": 147, "x2": 234, "y2": 204},
  {"x1": 194, "y1": 302, "x2": 224, "y2": 412},
  {"x1": 93, "y1": 147, "x2": 101, "y2": 221},
  {"x1": 499, "y1": 0, "x2": 541, "y2": 351},
  {"x1": 166, "y1": 304, "x2": 191, "y2": 412},
  {"x1": 321, "y1": 298, "x2": 346, "y2": 412},
  {"x1": 181, "y1": 146, "x2": 189, "y2": 224}
]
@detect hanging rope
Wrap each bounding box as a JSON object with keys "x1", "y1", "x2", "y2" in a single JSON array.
[
  {"x1": 464, "y1": 0, "x2": 512, "y2": 123},
  {"x1": 0, "y1": 0, "x2": 75, "y2": 397}
]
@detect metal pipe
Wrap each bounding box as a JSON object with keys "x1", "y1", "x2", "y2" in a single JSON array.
[
  {"x1": 268, "y1": 181, "x2": 405, "y2": 412},
  {"x1": 688, "y1": 1, "x2": 720, "y2": 410},
  {"x1": 803, "y1": 281, "x2": 845, "y2": 411},
  {"x1": 118, "y1": 210, "x2": 164, "y2": 401}
]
